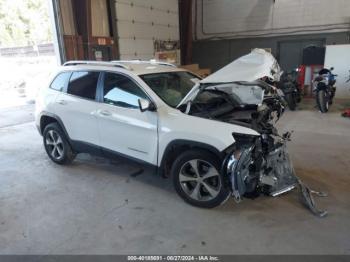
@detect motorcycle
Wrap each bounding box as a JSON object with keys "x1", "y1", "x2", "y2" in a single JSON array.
[
  {"x1": 276, "y1": 70, "x2": 302, "y2": 111},
  {"x1": 313, "y1": 67, "x2": 337, "y2": 113}
]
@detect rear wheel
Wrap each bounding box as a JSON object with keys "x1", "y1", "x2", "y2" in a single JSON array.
[
  {"x1": 43, "y1": 123, "x2": 76, "y2": 164},
  {"x1": 317, "y1": 90, "x2": 329, "y2": 113},
  {"x1": 171, "y1": 150, "x2": 231, "y2": 208}
]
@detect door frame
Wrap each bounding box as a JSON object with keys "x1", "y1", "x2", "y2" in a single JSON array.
[
  {"x1": 95, "y1": 70, "x2": 159, "y2": 165},
  {"x1": 96, "y1": 71, "x2": 157, "y2": 106}
]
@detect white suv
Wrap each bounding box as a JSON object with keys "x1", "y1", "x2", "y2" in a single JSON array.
[{"x1": 35, "y1": 50, "x2": 306, "y2": 209}]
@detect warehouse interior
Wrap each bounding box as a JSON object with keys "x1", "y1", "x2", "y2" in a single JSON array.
[{"x1": 1, "y1": 0, "x2": 350, "y2": 258}]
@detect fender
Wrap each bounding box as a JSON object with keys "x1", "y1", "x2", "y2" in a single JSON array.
[
  {"x1": 158, "y1": 139, "x2": 225, "y2": 176},
  {"x1": 38, "y1": 111, "x2": 70, "y2": 139}
]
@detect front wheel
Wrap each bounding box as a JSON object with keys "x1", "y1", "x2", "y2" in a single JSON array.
[
  {"x1": 171, "y1": 150, "x2": 231, "y2": 208},
  {"x1": 316, "y1": 90, "x2": 329, "y2": 113}
]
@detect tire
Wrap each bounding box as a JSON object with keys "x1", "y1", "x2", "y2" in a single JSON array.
[
  {"x1": 285, "y1": 93, "x2": 297, "y2": 111},
  {"x1": 329, "y1": 86, "x2": 336, "y2": 105},
  {"x1": 43, "y1": 122, "x2": 76, "y2": 164},
  {"x1": 171, "y1": 150, "x2": 231, "y2": 208},
  {"x1": 317, "y1": 90, "x2": 329, "y2": 113}
]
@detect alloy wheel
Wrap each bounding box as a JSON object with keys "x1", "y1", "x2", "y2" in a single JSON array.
[
  {"x1": 179, "y1": 159, "x2": 221, "y2": 201},
  {"x1": 45, "y1": 130, "x2": 64, "y2": 160}
]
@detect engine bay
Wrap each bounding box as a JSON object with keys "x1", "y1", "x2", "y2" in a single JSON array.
[{"x1": 181, "y1": 81, "x2": 285, "y2": 135}]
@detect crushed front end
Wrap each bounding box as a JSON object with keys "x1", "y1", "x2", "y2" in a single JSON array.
[
  {"x1": 225, "y1": 132, "x2": 327, "y2": 217},
  {"x1": 179, "y1": 49, "x2": 327, "y2": 216},
  {"x1": 183, "y1": 79, "x2": 327, "y2": 217},
  {"x1": 225, "y1": 132, "x2": 297, "y2": 201},
  {"x1": 219, "y1": 82, "x2": 327, "y2": 217}
]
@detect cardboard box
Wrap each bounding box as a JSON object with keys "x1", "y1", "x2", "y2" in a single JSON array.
[
  {"x1": 180, "y1": 64, "x2": 211, "y2": 78},
  {"x1": 196, "y1": 68, "x2": 211, "y2": 78},
  {"x1": 179, "y1": 64, "x2": 200, "y2": 72}
]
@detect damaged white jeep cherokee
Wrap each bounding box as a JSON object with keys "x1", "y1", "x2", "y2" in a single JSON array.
[{"x1": 36, "y1": 49, "x2": 326, "y2": 216}]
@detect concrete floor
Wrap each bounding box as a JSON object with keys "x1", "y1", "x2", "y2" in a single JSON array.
[{"x1": 0, "y1": 101, "x2": 350, "y2": 254}]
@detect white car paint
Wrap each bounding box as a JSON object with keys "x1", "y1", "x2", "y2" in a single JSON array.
[
  {"x1": 201, "y1": 49, "x2": 282, "y2": 84},
  {"x1": 35, "y1": 60, "x2": 261, "y2": 167},
  {"x1": 157, "y1": 106, "x2": 259, "y2": 166},
  {"x1": 54, "y1": 92, "x2": 100, "y2": 146},
  {"x1": 178, "y1": 49, "x2": 281, "y2": 107},
  {"x1": 96, "y1": 102, "x2": 158, "y2": 164},
  {"x1": 35, "y1": 85, "x2": 59, "y2": 118}
]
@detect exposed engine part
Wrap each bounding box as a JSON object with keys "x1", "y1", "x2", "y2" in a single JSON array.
[
  {"x1": 260, "y1": 173, "x2": 277, "y2": 187},
  {"x1": 263, "y1": 143, "x2": 297, "y2": 195},
  {"x1": 227, "y1": 136, "x2": 328, "y2": 217}
]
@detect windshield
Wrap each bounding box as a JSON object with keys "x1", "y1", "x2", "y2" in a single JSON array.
[{"x1": 139, "y1": 71, "x2": 200, "y2": 107}]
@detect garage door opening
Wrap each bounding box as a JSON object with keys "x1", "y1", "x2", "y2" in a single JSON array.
[{"x1": 0, "y1": 0, "x2": 57, "y2": 109}]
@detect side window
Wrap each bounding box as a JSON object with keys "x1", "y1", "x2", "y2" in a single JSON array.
[
  {"x1": 50, "y1": 72, "x2": 71, "y2": 91},
  {"x1": 67, "y1": 71, "x2": 99, "y2": 100},
  {"x1": 103, "y1": 73, "x2": 148, "y2": 108}
]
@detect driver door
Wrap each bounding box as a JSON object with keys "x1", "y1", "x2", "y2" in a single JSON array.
[{"x1": 96, "y1": 72, "x2": 158, "y2": 165}]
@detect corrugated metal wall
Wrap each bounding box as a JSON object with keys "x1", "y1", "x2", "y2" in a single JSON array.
[
  {"x1": 192, "y1": 0, "x2": 350, "y2": 78},
  {"x1": 195, "y1": 0, "x2": 350, "y2": 40}
]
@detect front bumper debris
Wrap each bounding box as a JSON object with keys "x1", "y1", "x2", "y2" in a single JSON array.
[
  {"x1": 267, "y1": 143, "x2": 328, "y2": 217},
  {"x1": 297, "y1": 179, "x2": 328, "y2": 217},
  {"x1": 226, "y1": 141, "x2": 328, "y2": 217}
]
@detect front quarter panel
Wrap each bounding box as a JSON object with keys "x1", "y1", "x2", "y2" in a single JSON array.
[{"x1": 157, "y1": 106, "x2": 259, "y2": 165}]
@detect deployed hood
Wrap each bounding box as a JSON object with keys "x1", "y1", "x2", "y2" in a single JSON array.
[
  {"x1": 177, "y1": 49, "x2": 281, "y2": 108},
  {"x1": 200, "y1": 48, "x2": 281, "y2": 84}
]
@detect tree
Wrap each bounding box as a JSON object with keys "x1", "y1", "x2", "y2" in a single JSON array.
[{"x1": 0, "y1": 0, "x2": 52, "y2": 47}]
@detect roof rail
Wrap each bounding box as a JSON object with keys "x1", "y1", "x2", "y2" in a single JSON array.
[
  {"x1": 63, "y1": 60, "x2": 130, "y2": 70},
  {"x1": 110, "y1": 60, "x2": 177, "y2": 68}
]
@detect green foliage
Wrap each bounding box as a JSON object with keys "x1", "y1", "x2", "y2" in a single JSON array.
[{"x1": 0, "y1": 0, "x2": 52, "y2": 47}]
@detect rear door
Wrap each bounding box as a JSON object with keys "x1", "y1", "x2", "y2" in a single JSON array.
[
  {"x1": 55, "y1": 71, "x2": 100, "y2": 145},
  {"x1": 96, "y1": 72, "x2": 158, "y2": 165}
]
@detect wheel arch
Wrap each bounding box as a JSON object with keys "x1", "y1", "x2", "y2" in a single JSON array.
[
  {"x1": 39, "y1": 112, "x2": 70, "y2": 140},
  {"x1": 158, "y1": 139, "x2": 224, "y2": 178}
]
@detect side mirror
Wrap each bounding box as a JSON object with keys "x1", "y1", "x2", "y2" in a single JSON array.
[{"x1": 138, "y1": 98, "x2": 155, "y2": 112}]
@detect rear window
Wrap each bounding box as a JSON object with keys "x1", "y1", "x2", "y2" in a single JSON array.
[
  {"x1": 50, "y1": 72, "x2": 71, "y2": 91},
  {"x1": 67, "y1": 71, "x2": 99, "y2": 100}
]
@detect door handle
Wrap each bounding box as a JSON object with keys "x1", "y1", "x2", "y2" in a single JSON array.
[
  {"x1": 99, "y1": 110, "x2": 112, "y2": 116},
  {"x1": 57, "y1": 99, "x2": 67, "y2": 105}
]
